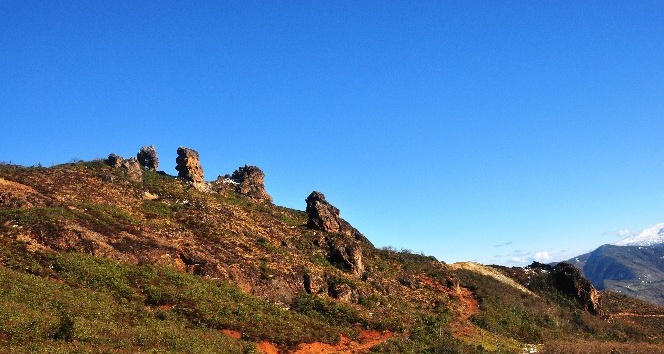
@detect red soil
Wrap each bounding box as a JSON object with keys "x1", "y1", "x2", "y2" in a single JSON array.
[{"x1": 221, "y1": 329, "x2": 242, "y2": 340}]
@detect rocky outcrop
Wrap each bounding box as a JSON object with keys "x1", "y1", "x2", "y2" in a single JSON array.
[
  {"x1": 175, "y1": 147, "x2": 204, "y2": 183},
  {"x1": 105, "y1": 153, "x2": 124, "y2": 168},
  {"x1": 137, "y1": 145, "x2": 159, "y2": 170},
  {"x1": 229, "y1": 165, "x2": 272, "y2": 202},
  {"x1": 327, "y1": 239, "x2": 364, "y2": 278},
  {"x1": 122, "y1": 157, "x2": 143, "y2": 182},
  {"x1": 551, "y1": 262, "x2": 602, "y2": 314},
  {"x1": 305, "y1": 191, "x2": 371, "y2": 245},
  {"x1": 105, "y1": 154, "x2": 142, "y2": 182},
  {"x1": 306, "y1": 191, "x2": 341, "y2": 232}
]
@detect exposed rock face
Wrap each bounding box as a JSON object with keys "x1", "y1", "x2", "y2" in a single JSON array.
[
  {"x1": 230, "y1": 165, "x2": 272, "y2": 202},
  {"x1": 551, "y1": 262, "x2": 602, "y2": 314},
  {"x1": 121, "y1": 157, "x2": 143, "y2": 183},
  {"x1": 328, "y1": 281, "x2": 354, "y2": 303},
  {"x1": 175, "y1": 147, "x2": 204, "y2": 183},
  {"x1": 305, "y1": 191, "x2": 372, "y2": 245},
  {"x1": 327, "y1": 240, "x2": 364, "y2": 278},
  {"x1": 105, "y1": 154, "x2": 142, "y2": 182},
  {"x1": 137, "y1": 145, "x2": 159, "y2": 170},
  {"x1": 306, "y1": 191, "x2": 342, "y2": 233},
  {"x1": 105, "y1": 153, "x2": 124, "y2": 168}
]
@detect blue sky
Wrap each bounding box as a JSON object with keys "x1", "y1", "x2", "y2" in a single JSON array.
[{"x1": 2, "y1": 1, "x2": 664, "y2": 265}]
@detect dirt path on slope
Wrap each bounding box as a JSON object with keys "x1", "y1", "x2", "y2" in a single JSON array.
[{"x1": 450, "y1": 285, "x2": 481, "y2": 338}]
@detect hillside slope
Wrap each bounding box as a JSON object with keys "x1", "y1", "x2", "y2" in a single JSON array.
[
  {"x1": 569, "y1": 244, "x2": 664, "y2": 306},
  {"x1": 2, "y1": 153, "x2": 664, "y2": 353}
]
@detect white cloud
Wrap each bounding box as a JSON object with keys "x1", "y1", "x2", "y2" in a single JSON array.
[
  {"x1": 533, "y1": 251, "x2": 551, "y2": 262},
  {"x1": 617, "y1": 228, "x2": 630, "y2": 237},
  {"x1": 602, "y1": 228, "x2": 631, "y2": 238}
]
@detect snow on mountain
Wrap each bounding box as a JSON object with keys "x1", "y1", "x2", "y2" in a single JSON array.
[{"x1": 614, "y1": 223, "x2": 664, "y2": 246}]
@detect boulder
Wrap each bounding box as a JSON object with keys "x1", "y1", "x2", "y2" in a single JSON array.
[
  {"x1": 305, "y1": 191, "x2": 342, "y2": 232},
  {"x1": 230, "y1": 165, "x2": 272, "y2": 202},
  {"x1": 305, "y1": 191, "x2": 372, "y2": 245},
  {"x1": 137, "y1": 145, "x2": 159, "y2": 170},
  {"x1": 175, "y1": 147, "x2": 204, "y2": 183}
]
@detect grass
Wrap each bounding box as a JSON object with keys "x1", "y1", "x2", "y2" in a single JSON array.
[
  {"x1": 4, "y1": 161, "x2": 664, "y2": 353},
  {"x1": 0, "y1": 265, "x2": 255, "y2": 354},
  {"x1": 0, "y1": 249, "x2": 355, "y2": 351}
]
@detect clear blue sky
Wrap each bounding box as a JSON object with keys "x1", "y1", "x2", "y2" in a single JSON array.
[{"x1": 3, "y1": 1, "x2": 664, "y2": 266}]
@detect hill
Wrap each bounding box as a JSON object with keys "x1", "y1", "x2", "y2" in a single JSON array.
[
  {"x1": 568, "y1": 243, "x2": 664, "y2": 306},
  {"x1": 2, "y1": 147, "x2": 664, "y2": 354}
]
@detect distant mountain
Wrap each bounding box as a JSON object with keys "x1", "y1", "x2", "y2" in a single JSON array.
[
  {"x1": 568, "y1": 224, "x2": 664, "y2": 305},
  {"x1": 613, "y1": 223, "x2": 664, "y2": 246}
]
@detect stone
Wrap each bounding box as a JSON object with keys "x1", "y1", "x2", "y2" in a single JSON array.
[
  {"x1": 137, "y1": 145, "x2": 159, "y2": 170},
  {"x1": 327, "y1": 281, "x2": 354, "y2": 303},
  {"x1": 106, "y1": 153, "x2": 142, "y2": 182},
  {"x1": 230, "y1": 165, "x2": 272, "y2": 202},
  {"x1": 327, "y1": 240, "x2": 365, "y2": 278},
  {"x1": 105, "y1": 153, "x2": 124, "y2": 168},
  {"x1": 305, "y1": 191, "x2": 372, "y2": 245},
  {"x1": 175, "y1": 147, "x2": 204, "y2": 183},
  {"x1": 305, "y1": 191, "x2": 342, "y2": 232},
  {"x1": 121, "y1": 157, "x2": 143, "y2": 183}
]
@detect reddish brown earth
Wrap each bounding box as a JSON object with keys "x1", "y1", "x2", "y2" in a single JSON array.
[
  {"x1": 450, "y1": 286, "x2": 481, "y2": 339},
  {"x1": 291, "y1": 330, "x2": 394, "y2": 354},
  {"x1": 247, "y1": 330, "x2": 394, "y2": 354},
  {"x1": 221, "y1": 329, "x2": 242, "y2": 340},
  {"x1": 256, "y1": 341, "x2": 280, "y2": 354}
]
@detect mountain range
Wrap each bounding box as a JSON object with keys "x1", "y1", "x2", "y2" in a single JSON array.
[{"x1": 568, "y1": 223, "x2": 664, "y2": 306}]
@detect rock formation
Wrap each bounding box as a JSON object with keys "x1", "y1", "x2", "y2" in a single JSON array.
[
  {"x1": 305, "y1": 191, "x2": 371, "y2": 245},
  {"x1": 105, "y1": 154, "x2": 142, "y2": 182},
  {"x1": 230, "y1": 165, "x2": 271, "y2": 202},
  {"x1": 175, "y1": 147, "x2": 204, "y2": 183},
  {"x1": 137, "y1": 145, "x2": 159, "y2": 170},
  {"x1": 305, "y1": 191, "x2": 343, "y2": 233},
  {"x1": 327, "y1": 240, "x2": 364, "y2": 278},
  {"x1": 105, "y1": 153, "x2": 124, "y2": 168},
  {"x1": 551, "y1": 262, "x2": 602, "y2": 314},
  {"x1": 304, "y1": 191, "x2": 369, "y2": 277},
  {"x1": 122, "y1": 157, "x2": 143, "y2": 182}
]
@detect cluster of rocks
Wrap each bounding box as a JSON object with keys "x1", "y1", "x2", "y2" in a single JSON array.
[
  {"x1": 105, "y1": 145, "x2": 273, "y2": 203},
  {"x1": 103, "y1": 145, "x2": 373, "y2": 298},
  {"x1": 106, "y1": 154, "x2": 142, "y2": 182},
  {"x1": 214, "y1": 165, "x2": 272, "y2": 203},
  {"x1": 230, "y1": 165, "x2": 272, "y2": 203}
]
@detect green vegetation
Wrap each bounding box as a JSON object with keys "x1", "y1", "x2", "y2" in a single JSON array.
[
  {"x1": 0, "y1": 251, "x2": 349, "y2": 352},
  {"x1": 0, "y1": 264, "x2": 254, "y2": 354},
  {"x1": 2, "y1": 161, "x2": 664, "y2": 353}
]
